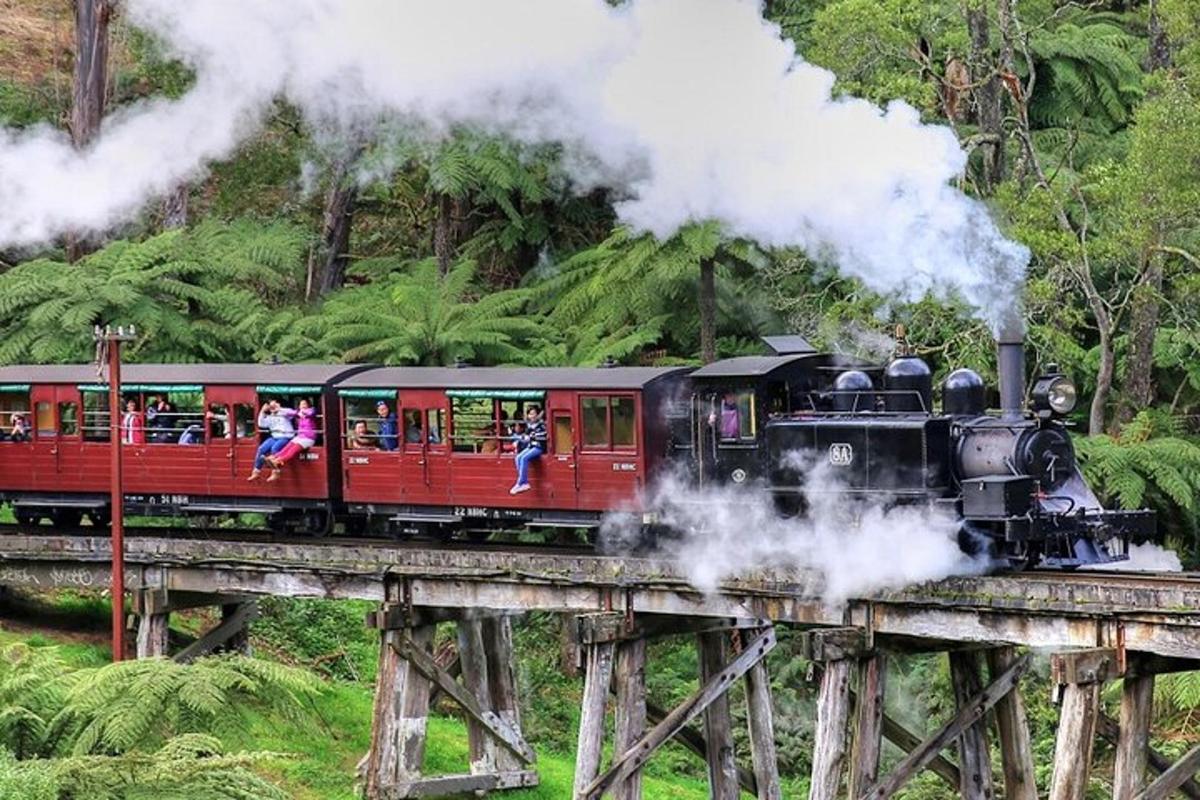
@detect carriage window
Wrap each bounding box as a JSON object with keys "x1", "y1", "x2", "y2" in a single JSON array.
[
  {"x1": 35, "y1": 402, "x2": 53, "y2": 437},
  {"x1": 580, "y1": 395, "x2": 637, "y2": 450},
  {"x1": 82, "y1": 393, "x2": 109, "y2": 442},
  {"x1": 554, "y1": 414, "x2": 574, "y2": 456},
  {"x1": 426, "y1": 408, "x2": 444, "y2": 446},
  {"x1": 234, "y1": 404, "x2": 256, "y2": 439},
  {"x1": 450, "y1": 396, "x2": 495, "y2": 453},
  {"x1": 0, "y1": 392, "x2": 32, "y2": 443},
  {"x1": 402, "y1": 407, "x2": 423, "y2": 446},
  {"x1": 581, "y1": 397, "x2": 608, "y2": 448},
  {"x1": 58, "y1": 402, "x2": 78, "y2": 437},
  {"x1": 145, "y1": 391, "x2": 204, "y2": 445},
  {"x1": 612, "y1": 397, "x2": 636, "y2": 448},
  {"x1": 207, "y1": 404, "x2": 231, "y2": 440}
]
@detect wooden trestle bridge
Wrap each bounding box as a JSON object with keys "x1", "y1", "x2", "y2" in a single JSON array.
[{"x1": 1, "y1": 533, "x2": 1199, "y2": 800}]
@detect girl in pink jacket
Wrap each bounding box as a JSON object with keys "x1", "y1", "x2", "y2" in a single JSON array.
[{"x1": 265, "y1": 399, "x2": 317, "y2": 481}]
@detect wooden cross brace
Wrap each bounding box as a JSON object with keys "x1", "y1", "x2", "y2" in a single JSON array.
[
  {"x1": 1134, "y1": 746, "x2": 1200, "y2": 800},
  {"x1": 859, "y1": 652, "x2": 1031, "y2": 800},
  {"x1": 391, "y1": 634, "x2": 536, "y2": 766},
  {"x1": 579, "y1": 626, "x2": 777, "y2": 800}
]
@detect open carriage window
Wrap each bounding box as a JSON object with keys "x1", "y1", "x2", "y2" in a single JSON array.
[
  {"x1": 234, "y1": 404, "x2": 256, "y2": 439},
  {"x1": 449, "y1": 392, "x2": 542, "y2": 454},
  {"x1": 253, "y1": 389, "x2": 324, "y2": 448},
  {"x1": 82, "y1": 393, "x2": 109, "y2": 442},
  {"x1": 0, "y1": 389, "x2": 32, "y2": 442},
  {"x1": 144, "y1": 391, "x2": 204, "y2": 445},
  {"x1": 58, "y1": 401, "x2": 79, "y2": 437},
  {"x1": 343, "y1": 396, "x2": 386, "y2": 450},
  {"x1": 450, "y1": 396, "x2": 494, "y2": 453}
]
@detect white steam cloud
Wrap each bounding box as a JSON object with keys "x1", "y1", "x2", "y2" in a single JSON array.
[
  {"x1": 0, "y1": 0, "x2": 1028, "y2": 332},
  {"x1": 603, "y1": 460, "x2": 987, "y2": 604}
]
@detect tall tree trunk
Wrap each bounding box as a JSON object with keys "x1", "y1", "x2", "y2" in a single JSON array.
[
  {"x1": 698, "y1": 257, "x2": 717, "y2": 365},
  {"x1": 1090, "y1": 329, "x2": 1115, "y2": 436},
  {"x1": 966, "y1": 0, "x2": 1004, "y2": 193},
  {"x1": 161, "y1": 184, "x2": 189, "y2": 230},
  {"x1": 433, "y1": 193, "x2": 455, "y2": 277},
  {"x1": 1118, "y1": 244, "x2": 1164, "y2": 426},
  {"x1": 66, "y1": 0, "x2": 114, "y2": 262},
  {"x1": 307, "y1": 155, "x2": 360, "y2": 301},
  {"x1": 1117, "y1": 3, "x2": 1170, "y2": 426},
  {"x1": 1147, "y1": 0, "x2": 1171, "y2": 73}
]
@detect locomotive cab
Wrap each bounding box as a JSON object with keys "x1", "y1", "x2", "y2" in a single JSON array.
[{"x1": 687, "y1": 352, "x2": 875, "y2": 487}]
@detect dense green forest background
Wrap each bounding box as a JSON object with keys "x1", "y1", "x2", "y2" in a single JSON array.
[{"x1": 3, "y1": 1, "x2": 1200, "y2": 798}]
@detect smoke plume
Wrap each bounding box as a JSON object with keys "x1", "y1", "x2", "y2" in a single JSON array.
[
  {"x1": 602, "y1": 460, "x2": 987, "y2": 605},
  {"x1": 0, "y1": 0, "x2": 1027, "y2": 331}
]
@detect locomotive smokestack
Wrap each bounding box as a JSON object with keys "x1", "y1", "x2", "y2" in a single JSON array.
[{"x1": 997, "y1": 327, "x2": 1025, "y2": 419}]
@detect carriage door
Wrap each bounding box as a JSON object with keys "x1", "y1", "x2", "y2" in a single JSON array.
[
  {"x1": 399, "y1": 389, "x2": 450, "y2": 506},
  {"x1": 543, "y1": 393, "x2": 578, "y2": 508},
  {"x1": 204, "y1": 386, "x2": 255, "y2": 497},
  {"x1": 30, "y1": 385, "x2": 78, "y2": 488}
]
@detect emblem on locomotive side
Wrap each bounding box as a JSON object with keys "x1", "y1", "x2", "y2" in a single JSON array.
[{"x1": 828, "y1": 443, "x2": 854, "y2": 466}]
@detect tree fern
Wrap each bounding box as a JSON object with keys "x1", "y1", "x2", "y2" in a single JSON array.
[
  {"x1": 1026, "y1": 20, "x2": 1145, "y2": 132},
  {"x1": 295, "y1": 257, "x2": 543, "y2": 365},
  {"x1": 1075, "y1": 411, "x2": 1200, "y2": 539},
  {"x1": 0, "y1": 221, "x2": 307, "y2": 365}
]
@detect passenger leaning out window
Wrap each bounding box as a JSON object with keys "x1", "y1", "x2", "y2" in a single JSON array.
[
  {"x1": 265, "y1": 398, "x2": 318, "y2": 480},
  {"x1": 249, "y1": 400, "x2": 295, "y2": 482}
]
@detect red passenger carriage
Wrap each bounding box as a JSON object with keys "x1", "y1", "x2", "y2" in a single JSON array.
[
  {"x1": 333, "y1": 367, "x2": 690, "y2": 534},
  {"x1": 0, "y1": 364, "x2": 366, "y2": 533}
]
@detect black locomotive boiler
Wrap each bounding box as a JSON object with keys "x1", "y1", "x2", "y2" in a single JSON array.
[{"x1": 684, "y1": 334, "x2": 1153, "y2": 569}]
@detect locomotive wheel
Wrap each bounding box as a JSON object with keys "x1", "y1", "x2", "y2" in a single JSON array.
[
  {"x1": 13, "y1": 509, "x2": 39, "y2": 528},
  {"x1": 86, "y1": 508, "x2": 111, "y2": 528}
]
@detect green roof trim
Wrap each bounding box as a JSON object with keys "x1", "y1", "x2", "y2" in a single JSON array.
[
  {"x1": 338, "y1": 389, "x2": 397, "y2": 400},
  {"x1": 445, "y1": 389, "x2": 545, "y2": 400},
  {"x1": 78, "y1": 384, "x2": 204, "y2": 393},
  {"x1": 255, "y1": 385, "x2": 322, "y2": 395},
  {"x1": 0, "y1": 384, "x2": 30, "y2": 393}
]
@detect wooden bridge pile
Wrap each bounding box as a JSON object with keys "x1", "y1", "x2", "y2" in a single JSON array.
[{"x1": 0, "y1": 534, "x2": 1198, "y2": 799}]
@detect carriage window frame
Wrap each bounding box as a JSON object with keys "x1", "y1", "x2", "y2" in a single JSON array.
[
  {"x1": 579, "y1": 393, "x2": 638, "y2": 452},
  {"x1": 82, "y1": 392, "x2": 110, "y2": 442},
  {"x1": 58, "y1": 401, "x2": 79, "y2": 438},
  {"x1": 448, "y1": 391, "x2": 542, "y2": 455},
  {"x1": 0, "y1": 389, "x2": 33, "y2": 443}
]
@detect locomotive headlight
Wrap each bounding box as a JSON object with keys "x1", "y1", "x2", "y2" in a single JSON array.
[
  {"x1": 1032, "y1": 367, "x2": 1077, "y2": 416},
  {"x1": 1047, "y1": 378, "x2": 1077, "y2": 413}
]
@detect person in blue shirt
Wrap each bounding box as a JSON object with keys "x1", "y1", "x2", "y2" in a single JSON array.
[
  {"x1": 510, "y1": 405, "x2": 547, "y2": 495},
  {"x1": 376, "y1": 401, "x2": 399, "y2": 451}
]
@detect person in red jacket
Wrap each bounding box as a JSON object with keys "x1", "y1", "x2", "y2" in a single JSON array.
[{"x1": 121, "y1": 399, "x2": 145, "y2": 445}]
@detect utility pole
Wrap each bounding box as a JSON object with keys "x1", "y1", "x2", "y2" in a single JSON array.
[{"x1": 94, "y1": 324, "x2": 136, "y2": 661}]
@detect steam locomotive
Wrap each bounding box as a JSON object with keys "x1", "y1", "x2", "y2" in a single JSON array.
[
  {"x1": 0, "y1": 335, "x2": 1152, "y2": 570},
  {"x1": 686, "y1": 334, "x2": 1152, "y2": 569}
]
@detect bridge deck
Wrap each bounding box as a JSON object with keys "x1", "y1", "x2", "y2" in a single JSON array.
[{"x1": 1, "y1": 535, "x2": 1198, "y2": 659}]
